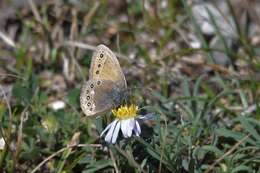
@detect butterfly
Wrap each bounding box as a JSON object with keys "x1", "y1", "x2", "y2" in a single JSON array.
[{"x1": 80, "y1": 44, "x2": 127, "y2": 116}]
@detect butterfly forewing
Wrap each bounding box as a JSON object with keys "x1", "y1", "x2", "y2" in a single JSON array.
[
  {"x1": 89, "y1": 45, "x2": 126, "y2": 88},
  {"x1": 89, "y1": 45, "x2": 107, "y2": 79}
]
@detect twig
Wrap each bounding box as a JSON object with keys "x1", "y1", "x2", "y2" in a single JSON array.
[
  {"x1": 30, "y1": 143, "x2": 102, "y2": 173},
  {"x1": 64, "y1": 41, "x2": 130, "y2": 61},
  {"x1": 0, "y1": 73, "x2": 23, "y2": 79},
  {"x1": 65, "y1": 40, "x2": 95, "y2": 50},
  {"x1": 204, "y1": 134, "x2": 251, "y2": 173}
]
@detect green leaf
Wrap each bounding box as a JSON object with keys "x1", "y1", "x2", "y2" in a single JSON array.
[
  {"x1": 216, "y1": 128, "x2": 244, "y2": 141},
  {"x1": 12, "y1": 85, "x2": 32, "y2": 104},
  {"x1": 239, "y1": 116, "x2": 260, "y2": 142},
  {"x1": 68, "y1": 88, "x2": 80, "y2": 108},
  {"x1": 193, "y1": 75, "x2": 205, "y2": 97},
  {"x1": 231, "y1": 165, "x2": 252, "y2": 173},
  {"x1": 77, "y1": 155, "x2": 93, "y2": 164},
  {"x1": 238, "y1": 90, "x2": 248, "y2": 108},
  {"x1": 200, "y1": 145, "x2": 223, "y2": 157}
]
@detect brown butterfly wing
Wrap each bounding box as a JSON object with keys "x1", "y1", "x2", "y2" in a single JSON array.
[
  {"x1": 80, "y1": 44, "x2": 127, "y2": 116},
  {"x1": 89, "y1": 44, "x2": 126, "y2": 88},
  {"x1": 80, "y1": 79, "x2": 123, "y2": 116}
]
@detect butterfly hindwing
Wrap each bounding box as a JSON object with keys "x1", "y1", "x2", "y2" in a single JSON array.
[{"x1": 80, "y1": 79, "x2": 124, "y2": 116}]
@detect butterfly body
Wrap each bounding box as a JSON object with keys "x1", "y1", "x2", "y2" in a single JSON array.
[{"x1": 80, "y1": 45, "x2": 127, "y2": 116}]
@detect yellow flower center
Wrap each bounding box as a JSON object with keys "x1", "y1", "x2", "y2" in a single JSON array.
[{"x1": 112, "y1": 105, "x2": 138, "y2": 120}]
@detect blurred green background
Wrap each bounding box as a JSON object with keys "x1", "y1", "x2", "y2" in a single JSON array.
[{"x1": 0, "y1": 0, "x2": 260, "y2": 172}]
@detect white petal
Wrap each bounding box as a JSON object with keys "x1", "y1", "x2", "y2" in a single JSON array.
[
  {"x1": 138, "y1": 113, "x2": 155, "y2": 120},
  {"x1": 127, "y1": 118, "x2": 135, "y2": 137},
  {"x1": 105, "y1": 120, "x2": 118, "y2": 143},
  {"x1": 134, "y1": 121, "x2": 141, "y2": 136},
  {"x1": 100, "y1": 120, "x2": 115, "y2": 137},
  {"x1": 121, "y1": 119, "x2": 130, "y2": 138},
  {"x1": 111, "y1": 121, "x2": 121, "y2": 144}
]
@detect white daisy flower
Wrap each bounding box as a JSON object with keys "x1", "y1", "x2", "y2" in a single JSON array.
[{"x1": 100, "y1": 105, "x2": 153, "y2": 144}]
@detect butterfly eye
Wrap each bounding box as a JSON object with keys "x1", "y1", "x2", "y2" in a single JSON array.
[
  {"x1": 97, "y1": 81, "x2": 101, "y2": 85},
  {"x1": 90, "y1": 84, "x2": 94, "y2": 88},
  {"x1": 87, "y1": 102, "x2": 91, "y2": 106},
  {"x1": 87, "y1": 96, "x2": 90, "y2": 100},
  {"x1": 100, "y1": 54, "x2": 103, "y2": 58},
  {"x1": 96, "y1": 70, "x2": 99, "y2": 74}
]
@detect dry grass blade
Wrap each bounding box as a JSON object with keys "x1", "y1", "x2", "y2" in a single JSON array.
[
  {"x1": 26, "y1": 0, "x2": 42, "y2": 23},
  {"x1": 0, "y1": 85, "x2": 13, "y2": 150},
  {"x1": 12, "y1": 107, "x2": 29, "y2": 169},
  {"x1": 0, "y1": 31, "x2": 16, "y2": 48},
  {"x1": 65, "y1": 40, "x2": 95, "y2": 50},
  {"x1": 109, "y1": 149, "x2": 119, "y2": 173},
  {"x1": 81, "y1": 1, "x2": 100, "y2": 32},
  {"x1": 30, "y1": 143, "x2": 102, "y2": 173}
]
